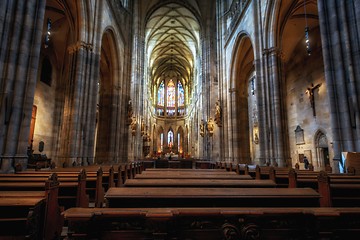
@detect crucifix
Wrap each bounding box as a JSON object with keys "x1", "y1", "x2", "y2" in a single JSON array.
[{"x1": 305, "y1": 83, "x2": 322, "y2": 117}]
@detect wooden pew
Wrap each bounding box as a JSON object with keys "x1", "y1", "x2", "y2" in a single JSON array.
[
  {"x1": 288, "y1": 169, "x2": 360, "y2": 190},
  {"x1": 134, "y1": 173, "x2": 253, "y2": 180},
  {"x1": 257, "y1": 166, "x2": 292, "y2": 187},
  {"x1": 105, "y1": 187, "x2": 320, "y2": 208},
  {"x1": 236, "y1": 164, "x2": 259, "y2": 179},
  {"x1": 237, "y1": 163, "x2": 249, "y2": 175},
  {"x1": 140, "y1": 169, "x2": 233, "y2": 175},
  {"x1": 123, "y1": 178, "x2": 276, "y2": 188},
  {"x1": 0, "y1": 197, "x2": 45, "y2": 239},
  {"x1": 0, "y1": 169, "x2": 89, "y2": 209},
  {"x1": 195, "y1": 161, "x2": 215, "y2": 169},
  {"x1": 317, "y1": 171, "x2": 360, "y2": 207},
  {"x1": 144, "y1": 168, "x2": 226, "y2": 172},
  {"x1": 0, "y1": 173, "x2": 63, "y2": 239},
  {"x1": 62, "y1": 207, "x2": 360, "y2": 240},
  {"x1": 9, "y1": 167, "x2": 108, "y2": 207}
]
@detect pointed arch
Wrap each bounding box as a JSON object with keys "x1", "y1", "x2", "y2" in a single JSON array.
[
  {"x1": 314, "y1": 129, "x2": 330, "y2": 169},
  {"x1": 95, "y1": 28, "x2": 120, "y2": 163},
  {"x1": 177, "y1": 126, "x2": 184, "y2": 154},
  {"x1": 229, "y1": 33, "x2": 255, "y2": 164}
]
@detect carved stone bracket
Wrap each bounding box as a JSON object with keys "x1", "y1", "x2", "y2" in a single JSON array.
[{"x1": 68, "y1": 41, "x2": 94, "y2": 54}]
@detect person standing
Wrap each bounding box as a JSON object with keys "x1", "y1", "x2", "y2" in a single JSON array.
[{"x1": 303, "y1": 156, "x2": 309, "y2": 170}]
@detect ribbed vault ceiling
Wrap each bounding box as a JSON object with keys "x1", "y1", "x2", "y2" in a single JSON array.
[{"x1": 145, "y1": 3, "x2": 200, "y2": 88}]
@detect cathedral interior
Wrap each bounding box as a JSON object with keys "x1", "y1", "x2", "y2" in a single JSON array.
[{"x1": 1, "y1": 0, "x2": 360, "y2": 173}]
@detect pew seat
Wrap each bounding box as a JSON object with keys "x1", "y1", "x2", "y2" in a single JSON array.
[
  {"x1": 63, "y1": 207, "x2": 360, "y2": 240},
  {"x1": 124, "y1": 179, "x2": 276, "y2": 188},
  {"x1": 134, "y1": 173, "x2": 252, "y2": 180},
  {"x1": 105, "y1": 187, "x2": 320, "y2": 208},
  {"x1": 0, "y1": 197, "x2": 45, "y2": 239},
  {"x1": 0, "y1": 173, "x2": 63, "y2": 239}
]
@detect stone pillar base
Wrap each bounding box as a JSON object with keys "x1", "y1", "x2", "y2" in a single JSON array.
[
  {"x1": 0, "y1": 155, "x2": 27, "y2": 173},
  {"x1": 0, "y1": 157, "x2": 15, "y2": 173}
]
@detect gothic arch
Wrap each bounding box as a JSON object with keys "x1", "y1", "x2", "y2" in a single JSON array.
[
  {"x1": 95, "y1": 29, "x2": 120, "y2": 163},
  {"x1": 229, "y1": 33, "x2": 255, "y2": 164},
  {"x1": 274, "y1": 0, "x2": 328, "y2": 169},
  {"x1": 156, "y1": 126, "x2": 165, "y2": 154},
  {"x1": 314, "y1": 129, "x2": 330, "y2": 169},
  {"x1": 34, "y1": 0, "x2": 78, "y2": 166},
  {"x1": 177, "y1": 126, "x2": 184, "y2": 154}
]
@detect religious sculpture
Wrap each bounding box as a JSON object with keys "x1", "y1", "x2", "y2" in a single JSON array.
[
  {"x1": 305, "y1": 83, "x2": 322, "y2": 117},
  {"x1": 207, "y1": 118, "x2": 215, "y2": 136},
  {"x1": 127, "y1": 99, "x2": 133, "y2": 124},
  {"x1": 214, "y1": 99, "x2": 222, "y2": 127},
  {"x1": 200, "y1": 119, "x2": 205, "y2": 137},
  {"x1": 130, "y1": 116, "x2": 137, "y2": 136},
  {"x1": 141, "y1": 119, "x2": 145, "y2": 136}
]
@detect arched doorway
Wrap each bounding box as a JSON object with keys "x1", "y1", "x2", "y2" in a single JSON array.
[{"x1": 315, "y1": 130, "x2": 330, "y2": 169}]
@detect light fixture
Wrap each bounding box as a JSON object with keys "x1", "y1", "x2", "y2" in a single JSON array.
[
  {"x1": 304, "y1": 0, "x2": 311, "y2": 56},
  {"x1": 44, "y1": 18, "x2": 51, "y2": 48}
]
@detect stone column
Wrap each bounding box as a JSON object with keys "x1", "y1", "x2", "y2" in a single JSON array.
[
  {"x1": 255, "y1": 56, "x2": 268, "y2": 166},
  {"x1": 129, "y1": 0, "x2": 144, "y2": 161},
  {"x1": 261, "y1": 47, "x2": 288, "y2": 167},
  {"x1": 57, "y1": 41, "x2": 96, "y2": 167},
  {"x1": 0, "y1": 0, "x2": 46, "y2": 172},
  {"x1": 318, "y1": 0, "x2": 360, "y2": 171},
  {"x1": 228, "y1": 87, "x2": 238, "y2": 162}
]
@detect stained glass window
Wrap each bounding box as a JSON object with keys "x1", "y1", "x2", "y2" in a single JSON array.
[
  {"x1": 168, "y1": 130, "x2": 174, "y2": 147},
  {"x1": 167, "y1": 80, "x2": 175, "y2": 107},
  {"x1": 167, "y1": 109, "x2": 175, "y2": 116},
  {"x1": 178, "y1": 81, "x2": 184, "y2": 106},
  {"x1": 178, "y1": 133, "x2": 181, "y2": 151},
  {"x1": 157, "y1": 81, "x2": 164, "y2": 106},
  {"x1": 160, "y1": 133, "x2": 163, "y2": 151}
]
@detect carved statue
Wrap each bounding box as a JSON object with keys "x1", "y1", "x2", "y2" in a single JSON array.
[
  {"x1": 207, "y1": 118, "x2": 214, "y2": 136},
  {"x1": 128, "y1": 100, "x2": 133, "y2": 120},
  {"x1": 141, "y1": 119, "x2": 145, "y2": 136},
  {"x1": 200, "y1": 119, "x2": 205, "y2": 137},
  {"x1": 130, "y1": 116, "x2": 137, "y2": 136},
  {"x1": 305, "y1": 83, "x2": 322, "y2": 116},
  {"x1": 214, "y1": 99, "x2": 222, "y2": 127}
]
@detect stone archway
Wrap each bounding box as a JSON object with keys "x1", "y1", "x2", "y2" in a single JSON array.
[
  {"x1": 230, "y1": 34, "x2": 255, "y2": 164},
  {"x1": 315, "y1": 130, "x2": 330, "y2": 169},
  {"x1": 34, "y1": 0, "x2": 75, "y2": 167},
  {"x1": 274, "y1": 0, "x2": 330, "y2": 168},
  {"x1": 95, "y1": 30, "x2": 119, "y2": 164}
]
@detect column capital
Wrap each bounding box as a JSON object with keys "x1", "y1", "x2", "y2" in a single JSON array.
[{"x1": 262, "y1": 47, "x2": 283, "y2": 58}]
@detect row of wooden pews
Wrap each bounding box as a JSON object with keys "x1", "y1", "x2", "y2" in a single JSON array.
[
  {"x1": 63, "y1": 207, "x2": 360, "y2": 239},
  {"x1": 0, "y1": 173, "x2": 63, "y2": 239},
  {"x1": 0, "y1": 162, "x2": 143, "y2": 239},
  {"x1": 62, "y1": 167, "x2": 360, "y2": 239},
  {"x1": 230, "y1": 163, "x2": 360, "y2": 207}
]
